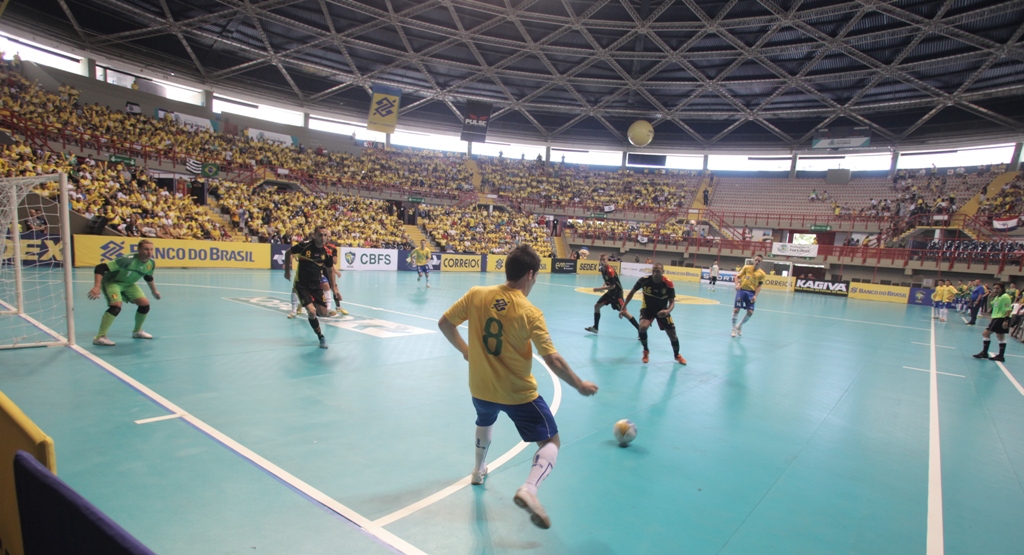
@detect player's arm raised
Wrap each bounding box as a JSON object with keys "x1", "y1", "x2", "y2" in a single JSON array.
[{"x1": 541, "y1": 352, "x2": 597, "y2": 396}]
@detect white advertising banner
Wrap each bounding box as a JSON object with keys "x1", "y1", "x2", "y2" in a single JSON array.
[
  {"x1": 336, "y1": 248, "x2": 398, "y2": 271},
  {"x1": 771, "y1": 243, "x2": 819, "y2": 257},
  {"x1": 158, "y1": 109, "x2": 214, "y2": 133},
  {"x1": 247, "y1": 127, "x2": 295, "y2": 146},
  {"x1": 620, "y1": 262, "x2": 652, "y2": 277}
]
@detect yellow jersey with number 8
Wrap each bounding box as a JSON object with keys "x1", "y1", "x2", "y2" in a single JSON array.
[{"x1": 444, "y1": 284, "x2": 557, "y2": 405}]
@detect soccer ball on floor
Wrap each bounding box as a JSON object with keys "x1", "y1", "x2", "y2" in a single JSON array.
[{"x1": 613, "y1": 419, "x2": 637, "y2": 447}]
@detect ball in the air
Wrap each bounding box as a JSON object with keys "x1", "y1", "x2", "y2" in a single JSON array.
[
  {"x1": 627, "y1": 120, "x2": 654, "y2": 147},
  {"x1": 613, "y1": 419, "x2": 637, "y2": 446}
]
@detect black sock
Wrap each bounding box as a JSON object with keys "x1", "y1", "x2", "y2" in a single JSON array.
[
  {"x1": 982, "y1": 340, "x2": 991, "y2": 353},
  {"x1": 670, "y1": 336, "x2": 680, "y2": 356},
  {"x1": 639, "y1": 331, "x2": 648, "y2": 351},
  {"x1": 999, "y1": 342, "x2": 1006, "y2": 355},
  {"x1": 628, "y1": 317, "x2": 640, "y2": 330},
  {"x1": 593, "y1": 312, "x2": 601, "y2": 329},
  {"x1": 308, "y1": 316, "x2": 323, "y2": 338}
]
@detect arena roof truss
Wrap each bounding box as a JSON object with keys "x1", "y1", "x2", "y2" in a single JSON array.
[{"x1": 6, "y1": 0, "x2": 1024, "y2": 151}]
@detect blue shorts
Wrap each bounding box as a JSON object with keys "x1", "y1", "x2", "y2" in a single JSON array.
[
  {"x1": 473, "y1": 396, "x2": 557, "y2": 443},
  {"x1": 418, "y1": 265, "x2": 430, "y2": 275},
  {"x1": 320, "y1": 275, "x2": 329, "y2": 285},
  {"x1": 735, "y1": 289, "x2": 756, "y2": 310}
]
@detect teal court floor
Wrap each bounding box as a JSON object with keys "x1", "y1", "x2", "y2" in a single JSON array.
[{"x1": 1, "y1": 268, "x2": 1023, "y2": 554}]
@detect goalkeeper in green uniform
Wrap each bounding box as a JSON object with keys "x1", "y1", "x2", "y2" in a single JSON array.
[{"x1": 87, "y1": 239, "x2": 161, "y2": 346}]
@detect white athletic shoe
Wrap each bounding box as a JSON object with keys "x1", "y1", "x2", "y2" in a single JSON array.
[
  {"x1": 287, "y1": 311, "x2": 296, "y2": 319},
  {"x1": 471, "y1": 466, "x2": 488, "y2": 485},
  {"x1": 730, "y1": 327, "x2": 737, "y2": 338},
  {"x1": 426, "y1": 283, "x2": 431, "y2": 288},
  {"x1": 513, "y1": 487, "x2": 551, "y2": 529},
  {"x1": 132, "y1": 331, "x2": 153, "y2": 339},
  {"x1": 736, "y1": 327, "x2": 742, "y2": 337},
  {"x1": 93, "y1": 336, "x2": 115, "y2": 346}
]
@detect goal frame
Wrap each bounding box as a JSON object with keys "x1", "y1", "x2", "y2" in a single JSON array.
[{"x1": 0, "y1": 173, "x2": 76, "y2": 348}]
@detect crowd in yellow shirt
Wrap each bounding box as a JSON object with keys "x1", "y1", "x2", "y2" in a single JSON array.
[{"x1": 423, "y1": 206, "x2": 553, "y2": 257}]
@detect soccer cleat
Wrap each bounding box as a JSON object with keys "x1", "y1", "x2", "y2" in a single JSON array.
[
  {"x1": 972, "y1": 351, "x2": 989, "y2": 359},
  {"x1": 731, "y1": 327, "x2": 737, "y2": 337},
  {"x1": 641, "y1": 350, "x2": 649, "y2": 364},
  {"x1": 92, "y1": 336, "x2": 115, "y2": 346},
  {"x1": 675, "y1": 354, "x2": 687, "y2": 365},
  {"x1": 990, "y1": 354, "x2": 1006, "y2": 362},
  {"x1": 132, "y1": 331, "x2": 153, "y2": 339},
  {"x1": 426, "y1": 283, "x2": 431, "y2": 288},
  {"x1": 471, "y1": 466, "x2": 488, "y2": 486},
  {"x1": 319, "y1": 336, "x2": 328, "y2": 349},
  {"x1": 327, "y1": 310, "x2": 338, "y2": 317},
  {"x1": 287, "y1": 311, "x2": 296, "y2": 319},
  {"x1": 513, "y1": 487, "x2": 551, "y2": 530},
  {"x1": 338, "y1": 307, "x2": 349, "y2": 316},
  {"x1": 584, "y1": 326, "x2": 598, "y2": 334}
]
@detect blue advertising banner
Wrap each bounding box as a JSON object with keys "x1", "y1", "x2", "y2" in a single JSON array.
[
  {"x1": 908, "y1": 287, "x2": 935, "y2": 306},
  {"x1": 271, "y1": 243, "x2": 290, "y2": 270},
  {"x1": 398, "y1": 250, "x2": 441, "y2": 272}
]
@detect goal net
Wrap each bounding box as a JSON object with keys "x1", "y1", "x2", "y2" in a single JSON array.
[{"x1": 0, "y1": 174, "x2": 75, "y2": 349}]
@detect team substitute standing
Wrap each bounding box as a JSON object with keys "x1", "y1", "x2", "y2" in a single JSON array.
[
  {"x1": 438, "y1": 245, "x2": 598, "y2": 530},
  {"x1": 88, "y1": 239, "x2": 161, "y2": 346},
  {"x1": 284, "y1": 226, "x2": 337, "y2": 349},
  {"x1": 585, "y1": 254, "x2": 641, "y2": 335},
  {"x1": 620, "y1": 263, "x2": 687, "y2": 364},
  {"x1": 408, "y1": 239, "x2": 433, "y2": 288},
  {"x1": 732, "y1": 254, "x2": 766, "y2": 337},
  {"x1": 708, "y1": 261, "x2": 720, "y2": 292},
  {"x1": 973, "y1": 282, "x2": 1012, "y2": 362}
]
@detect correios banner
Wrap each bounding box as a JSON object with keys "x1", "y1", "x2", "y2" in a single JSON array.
[
  {"x1": 849, "y1": 282, "x2": 910, "y2": 304},
  {"x1": 794, "y1": 278, "x2": 849, "y2": 296},
  {"x1": 337, "y1": 248, "x2": 397, "y2": 271},
  {"x1": 771, "y1": 243, "x2": 819, "y2": 257},
  {"x1": 74, "y1": 235, "x2": 269, "y2": 269},
  {"x1": 441, "y1": 254, "x2": 483, "y2": 272},
  {"x1": 761, "y1": 275, "x2": 795, "y2": 292}
]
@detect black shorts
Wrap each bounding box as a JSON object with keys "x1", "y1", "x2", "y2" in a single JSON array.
[
  {"x1": 640, "y1": 308, "x2": 675, "y2": 331},
  {"x1": 987, "y1": 317, "x2": 1010, "y2": 333},
  {"x1": 709, "y1": 276, "x2": 718, "y2": 284},
  {"x1": 294, "y1": 282, "x2": 327, "y2": 308},
  {"x1": 597, "y1": 290, "x2": 624, "y2": 310}
]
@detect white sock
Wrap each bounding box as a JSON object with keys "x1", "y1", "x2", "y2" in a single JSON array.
[
  {"x1": 740, "y1": 312, "x2": 753, "y2": 327},
  {"x1": 475, "y1": 426, "x2": 492, "y2": 473},
  {"x1": 523, "y1": 442, "x2": 558, "y2": 494},
  {"x1": 290, "y1": 291, "x2": 298, "y2": 312}
]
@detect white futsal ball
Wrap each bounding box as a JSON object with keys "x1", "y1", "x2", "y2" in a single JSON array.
[{"x1": 613, "y1": 419, "x2": 637, "y2": 446}]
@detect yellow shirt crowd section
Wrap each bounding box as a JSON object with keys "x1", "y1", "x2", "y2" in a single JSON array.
[
  {"x1": 480, "y1": 157, "x2": 699, "y2": 212},
  {"x1": 423, "y1": 206, "x2": 553, "y2": 257}
]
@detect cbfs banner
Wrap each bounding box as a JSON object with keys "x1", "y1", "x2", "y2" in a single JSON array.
[
  {"x1": 2, "y1": 232, "x2": 64, "y2": 266},
  {"x1": 398, "y1": 250, "x2": 441, "y2": 272},
  {"x1": 74, "y1": 235, "x2": 269, "y2": 269},
  {"x1": 336, "y1": 248, "x2": 397, "y2": 271}
]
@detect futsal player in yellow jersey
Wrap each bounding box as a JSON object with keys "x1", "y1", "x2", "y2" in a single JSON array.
[
  {"x1": 439, "y1": 245, "x2": 598, "y2": 530},
  {"x1": 939, "y1": 279, "x2": 956, "y2": 322},
  {"x1": 731, "y1": 254, "x2": 766, "y2": 337},
  {"x1": 409, "y1": 239, "x2": 433, "y2": 288}
]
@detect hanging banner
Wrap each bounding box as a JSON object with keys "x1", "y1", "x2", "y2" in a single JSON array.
[
  {"x1": 367, "y1": 84, "x2": 402, "y2": 134},
  {"x1": 771, "y1": 243, "x2": 818, "y2": 257},
  {"x1": 157, "y1": 109, "x2": 214, "y2": 133},
  {"x1": 460, "y1": 100, "x2": 493, "y2": 143},
  {"x1": 125, "y1": 101, "x2": 141, "y2": 114},
  {"x1": 993, "y1": 217, "x2": 1019, "y2": 231},
  {"x1": 247, "y1": 128, "x2": 296, "y2": 146}
]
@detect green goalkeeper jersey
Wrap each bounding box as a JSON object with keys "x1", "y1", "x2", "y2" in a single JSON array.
[{"x1": 103, "y1": 255, "x2": 155, "y2": 286}]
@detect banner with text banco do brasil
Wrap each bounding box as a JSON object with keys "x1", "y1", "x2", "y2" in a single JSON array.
[
  {"x1": 485, "y1": 255, "x2": 551, "y2": 273},
  {"x1": 73, "y1": 235, "x2": 270, "y2": 269}
]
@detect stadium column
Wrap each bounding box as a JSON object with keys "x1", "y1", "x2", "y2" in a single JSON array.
[
  {"x1": 622, "y1": 151, "x2": 627, "y2": 168},
  {"x1": 1011, "y1": 142, "x2": 1023, "y2": 172},
  {"x1": 467, "y1": 141, "x2": 473, "y2": 157},
  {"x1": 889, "y1": 151, "x2": 900, "y2": 177},
  {"x1": 202, "y1": 89, "x2": 214, "y2": 109},
  {"x1": 78, "y1": 57, "x2": 95, "y2": 78},
  {"x1": 545, "y1": 146, "x2": 550, "y2": 163},
  {"x1": 303, "y1": 112, "x2": 310, "y2": 129},
  {"x1": 702, "y1": 154, "x2": 708, "y2": 171},
  {"x1": 789, "y1": 154, "x2": 798, "y2": 179}
]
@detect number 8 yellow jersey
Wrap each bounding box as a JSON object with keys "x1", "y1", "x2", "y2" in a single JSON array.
[{"x1": 444, "y1": 284, "x2": 557, "y2": 405}]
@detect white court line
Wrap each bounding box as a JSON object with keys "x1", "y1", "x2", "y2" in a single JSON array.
[
  {"x1": 913, "y1": 342, "x2": 955, "y2": 349},
  {"x1": 9, "y1": 297, "x2": 428, "y2": 555},
  {"x1": 221, "y1": 296, "x2": 467, "y2": 330},
  {"x1": 757, "y1": 308, "x2": 929, "y2": 331},
  {"x1": 902, "y1": 366, "x2": 965, "y2": 379},
  {"x1": 1003, "y1": 354, "x2": 1024, "y2": 359},
  {"x1": 962, "y1": 317, "x2": 970, "y2": 324},
  {"x1": 992, "y1": 359, "x2": 1024, "y2": 396},
  {"x1": 135, "y1": 414, "x2": 183, "y2": 425},
  {"x1": 927, "y1": 318, "x2": 945, "y2": 555},
  {"x1": 373, "y1": 353, "x2": 563, "y2": 527}
]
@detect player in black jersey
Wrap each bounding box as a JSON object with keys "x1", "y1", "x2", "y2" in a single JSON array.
[
  {"x1": 621, "y1": 263, "x2": 686, "y2": 365},
  {"x1": 284, "y1": 226, "x2": 336, "y2": 349},
  {"x1": 585, "y1": 254, "x2": 641, "y2": 335}
]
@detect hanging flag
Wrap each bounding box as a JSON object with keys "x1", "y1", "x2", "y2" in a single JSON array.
[
  {"x1": 201, "y1": 163, "x2": 219, "y2": 178},
  {"x1": 604, "y1": 204, "x2": 616, "y2": 213},
  {"x1": 125, "y1": 101, "x2": 142, "y2": 114},
  {"x1": 460, "y1": 100, "x2": 493, "y2": 143},
  {"x1": 186, "y1": 158, "x2": 203, "y2": 174},
  {"x1": 367, "y1": 84, "x2": 402, "y2": 134},
  {"x1": 993, "y1": 216, "x2": 1019, "y2": 231}
]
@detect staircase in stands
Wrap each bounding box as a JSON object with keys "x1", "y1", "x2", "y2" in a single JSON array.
[
  {"x1": 404, "y1": 224, "x2": 437, "y2": 249},
  {"x1": 555, "y1": 233, "x2": 570, "y2": 258}
]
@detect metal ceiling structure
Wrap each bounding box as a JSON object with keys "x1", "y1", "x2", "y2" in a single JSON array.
[{"x1": 5, "y1": 0, "x2": 1024, "y2": 151}]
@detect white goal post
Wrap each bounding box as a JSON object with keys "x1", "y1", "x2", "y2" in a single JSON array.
[{"x1": 0, "y1": 173, "x2": 75, "y2": 349}]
